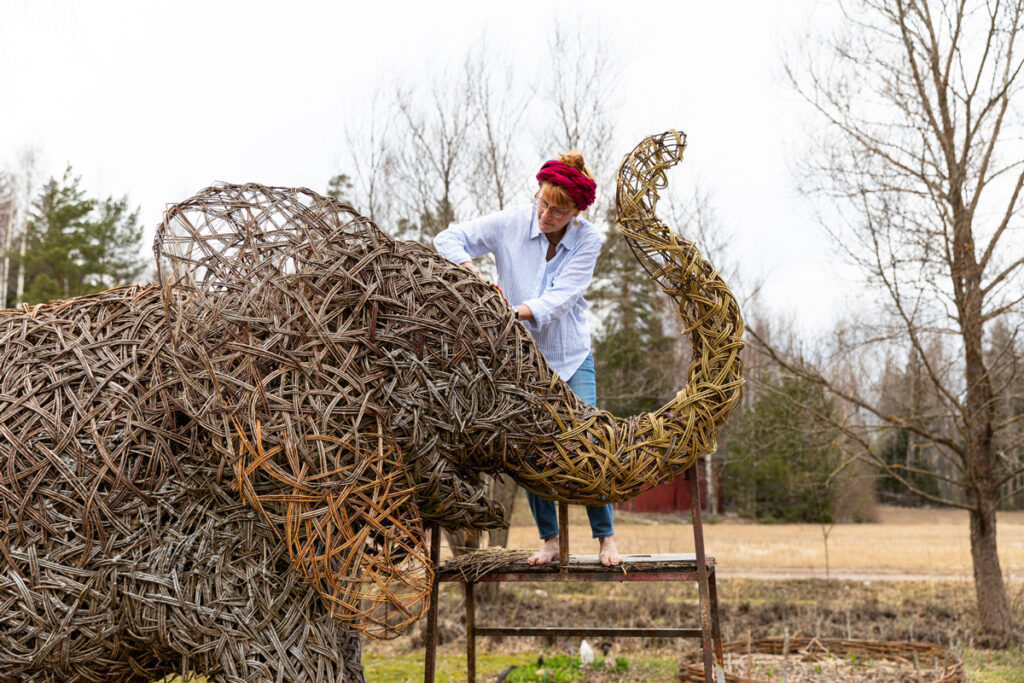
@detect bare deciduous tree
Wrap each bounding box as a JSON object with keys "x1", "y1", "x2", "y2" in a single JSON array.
[
  {"x1": 9, "y1": 149, "x2": 39, "y2": 307},
  {"x1": 541, "y1": 23, "x2": 621, "y2": 220},
  {"x1": 771, "y1": 0, "x2": 1024, "y2": 641},
  {"x1": 465, "y1": 43, "x2": 531, "y2": 216},
  {"x1": 0, "y1": 171, "x2": 14, "y2": 307},
  {"x1": 393, "y1": 73, "x2": 477, "y2": 242},
  {"x1": 342, "y1": 89, "x2": 397, "y2": 226}
]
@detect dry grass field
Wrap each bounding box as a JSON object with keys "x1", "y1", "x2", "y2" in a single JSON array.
[{"x1": 498, "y1": 497, "x2": 1024, "y2": 578}]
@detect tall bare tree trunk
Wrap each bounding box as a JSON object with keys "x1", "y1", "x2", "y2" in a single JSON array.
[
  {"x1": 13, "y1": 153, "x2": 36, "y2": 307},
  {"x1": 15, "y1": 231, "x2": 25, "y2": 306},
  {"x1": 0, "y1": 198, "x2": 10, "y2": 307},
  {"x1": 970, "y1": 497, "x2": 1012, "y2": 641},
  {"x1": 952, "y1": 185, "x2": 1013, "y2": 638}
]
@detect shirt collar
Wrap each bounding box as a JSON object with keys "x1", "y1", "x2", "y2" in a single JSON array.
[{"x1": 529, "y1": 206, "x2": 584, "y2": 252}]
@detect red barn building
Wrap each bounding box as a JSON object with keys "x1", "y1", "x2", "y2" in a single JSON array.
[{"x1": 614, "y1": 455, "x2": 722, "y2": 514}]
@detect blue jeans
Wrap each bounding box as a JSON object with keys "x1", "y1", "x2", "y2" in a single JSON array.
[{"x1": 526, "y1": 352, "x2": 615, "y2": 540}]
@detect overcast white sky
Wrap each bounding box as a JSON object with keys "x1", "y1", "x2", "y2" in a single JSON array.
[{"x1": 0, "y1": 0, "x2": 855, "y2": 334}]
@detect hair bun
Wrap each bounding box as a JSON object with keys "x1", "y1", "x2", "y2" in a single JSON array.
[{"x1": 559, "y1": 150, "x2": 593, "y2": 179}]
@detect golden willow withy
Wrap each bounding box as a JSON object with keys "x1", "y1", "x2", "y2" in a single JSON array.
[{"x1": 0, "y1": 131, "x2": 741, "y2": 683}]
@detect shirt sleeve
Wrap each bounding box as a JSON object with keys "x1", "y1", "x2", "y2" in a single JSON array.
[
  {"x1": 433, "y1": 207, "x2": 516, "y2": 264},
  {"x1": 522, "y1": 231, "x2": 603, "y2": 330}
]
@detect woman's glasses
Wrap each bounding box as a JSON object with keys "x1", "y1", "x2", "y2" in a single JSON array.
[{"x1": 535, "y1": 194, "x2": 573, "y2": 220}]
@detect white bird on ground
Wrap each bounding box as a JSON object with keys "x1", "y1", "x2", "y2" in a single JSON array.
[{"x1": 579, "y1": 639, "x2": 594, "y2": 664}]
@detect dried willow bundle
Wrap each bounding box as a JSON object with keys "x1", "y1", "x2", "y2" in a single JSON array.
[
  {"x1": 0, "y1": 130, "x2": 742, "y2": 682},
  {"x1": 437, "y1": 548, "x2": 532, "y2": 583}
]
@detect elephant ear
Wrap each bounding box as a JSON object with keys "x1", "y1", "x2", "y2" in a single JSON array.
[
  {"x1": 233, "y1": 416, "x2": 431, "y2": 638},
  {"x1": 154, "y1": 184, "x2": 429, "y2": 637}
]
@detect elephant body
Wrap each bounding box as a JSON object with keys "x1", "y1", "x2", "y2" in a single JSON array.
[
  {"x1": 0, "y1": 286, "x2": 363, "y2": 681},
  {"x1": 0, "y1": 131, "x2": 743, "y2": 682},
  {"x1": 0, "y1": 200, "x2": 566, "y2": 681}
]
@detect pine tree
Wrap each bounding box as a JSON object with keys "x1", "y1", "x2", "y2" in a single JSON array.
[
  {"x1": 21, "y1": 166, "x2": 94, "y2": 302},
  {"x1": 590, "y1": 216, "x2": 681, "y2": 417},
  {"x1": 14, "y1": 165, "x2": 145, "y2": 304},
  {"x1": 725, "y1": 372, "x2": 843, "y2": 523},
  {"x1": 80, "y1": 195, "x2": 146, "y2": 290},
  {"x1": 326, "y1": 173, "x2": 355, "y2": 206}
]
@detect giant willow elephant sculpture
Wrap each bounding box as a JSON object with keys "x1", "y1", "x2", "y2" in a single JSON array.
[{"x1": 0, "y1": 131, "x2": 742, "y2": 682}]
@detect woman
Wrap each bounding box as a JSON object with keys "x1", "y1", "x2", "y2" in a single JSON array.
[{"x1": 433, "y1": 151, "x2": 621, "y2": 567}]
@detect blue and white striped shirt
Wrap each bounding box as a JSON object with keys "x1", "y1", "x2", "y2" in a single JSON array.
[{"x1": 434, "y1": 204, "x2": 603, "y2": 380}]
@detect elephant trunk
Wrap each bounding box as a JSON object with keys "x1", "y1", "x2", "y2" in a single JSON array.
[{"x1": 505, "y1": 130, "x2": 744, "y2": 505}]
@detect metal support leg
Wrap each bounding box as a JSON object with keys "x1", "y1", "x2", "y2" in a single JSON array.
[
  {"x1": 466, "y1": 581, "x2": 476, "y2": 683},
  {"x1": 424, "y1": 524, "x2": 441, "y2": 683},
  {"x1": 688, "y1": 462, "x2": 714, "y2": 683},
  {"x1": 709, "y1": 566, "x2": 724, "y2": 667}
]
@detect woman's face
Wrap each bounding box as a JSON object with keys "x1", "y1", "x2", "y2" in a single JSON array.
[{"x1": 536, "y1": 185, "x2": 580, "y2": 234}]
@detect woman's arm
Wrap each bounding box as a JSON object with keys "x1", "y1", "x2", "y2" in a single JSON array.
[{"x1": 433, "y1": 207, "x2": 518, "y2": 265}]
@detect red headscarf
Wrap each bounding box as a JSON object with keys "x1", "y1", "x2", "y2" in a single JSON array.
[{"x1": 536, "y1": 160, "x2": 597, "y2": 211}]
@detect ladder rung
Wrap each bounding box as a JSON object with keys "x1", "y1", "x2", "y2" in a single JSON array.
[{"x1": 473, "y1": 626, "x2": 703, "y2": 638}]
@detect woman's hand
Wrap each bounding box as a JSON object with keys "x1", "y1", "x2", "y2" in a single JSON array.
[
  {"x1": 460, "y1": 261, "x2": 483, "y2": 277},
  {"x1": 457, "y1": 261, "x2": 532, "y2": 321}
]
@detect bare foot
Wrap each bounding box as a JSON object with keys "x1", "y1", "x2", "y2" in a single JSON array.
[
  {"x1": 599, "y1": 536, "x2": 621, "y2": 567},
  {"x1": 527, "y1": 537, "x2": 560, "y2": 566}
]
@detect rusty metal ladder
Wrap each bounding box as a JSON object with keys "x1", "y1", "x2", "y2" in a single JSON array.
[{"x1": 423, "y1": 461, "x2": 724, "y2": 683}]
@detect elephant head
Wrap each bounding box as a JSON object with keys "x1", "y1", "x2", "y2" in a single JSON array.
[{"x1": 151, "y1": 129, "x2": 742, "y2": 637}]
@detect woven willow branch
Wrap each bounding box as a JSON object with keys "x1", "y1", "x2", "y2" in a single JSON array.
[{"x1": 0, "y1": 130, "x2": 741, "y2": 682}]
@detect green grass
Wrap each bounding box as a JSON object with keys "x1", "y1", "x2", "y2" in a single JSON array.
[
  {"x1": 150, "y1": 646, "x2": 1019, "y2": 683},
  {"x1": 964, "y1": 646, "x2": 1024, "y2": 682},
  {"x1": 504, "y1": 653, "x2": 639, "y2": 681},
  {"x1": 149, "y1": 649, "x2": 671, "y2": 683},
  {"x1": 362, "y1": 651, "x2": 678, "y2": 682},
  {"x1": 361, "y1": 648, "x2": 1023, "y2": 683},
  {"x1": 362, "y1": 651, "x2": 523, "y2": 682},
  {"x1": 505, "y1": 653, "x2": 584, "y2": 682}
]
